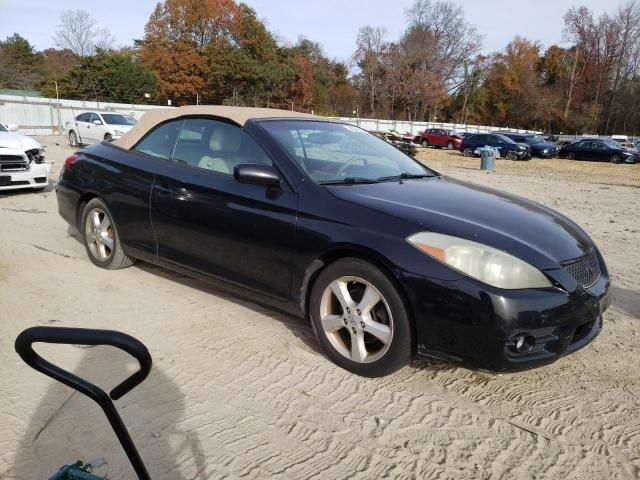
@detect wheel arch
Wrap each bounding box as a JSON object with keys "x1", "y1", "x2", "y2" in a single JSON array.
[
  {"x1": 299, "y1": 245, "x2": 417, "y2": 354},
  {"x1": 75, "y1": 191, "x2": 100, "y2": 229}
]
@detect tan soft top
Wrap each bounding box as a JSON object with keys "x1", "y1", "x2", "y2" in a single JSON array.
[{"x1": 113, "y1": 105, "x2": 318, "y2": 150}]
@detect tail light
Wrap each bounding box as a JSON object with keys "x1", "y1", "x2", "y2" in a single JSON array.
[{"x1": 63, "y1": 154, "x2": 78, "y2": 170}]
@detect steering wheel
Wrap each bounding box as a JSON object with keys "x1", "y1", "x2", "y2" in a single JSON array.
[{"x1": 337, "y1": 156, "x2": 368, "y2": 177}]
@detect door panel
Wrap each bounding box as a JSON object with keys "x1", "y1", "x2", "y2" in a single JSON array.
[
  {"x1": 150, "y1": 118, "x2": 297, "y2": 300},
  {"x1": 151, "y1": 165, "x2": 297, "y2": 300}
]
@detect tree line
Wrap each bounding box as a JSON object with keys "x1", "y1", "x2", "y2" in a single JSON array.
[{"x1": 1, "y1": 0, "x2": 639, "y2": 134}]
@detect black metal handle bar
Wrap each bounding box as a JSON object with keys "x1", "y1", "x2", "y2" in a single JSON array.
[{"x1": 15, "y1": 326, "x2": 152, "y2": 480}]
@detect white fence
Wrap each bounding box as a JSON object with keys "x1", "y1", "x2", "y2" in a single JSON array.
[
  {"x1": 0, "y1": 94, "x2": 164, "y2": 136},
  {"x1": 333, "y1": 117, "x2": 542, "y2": 136},
  {"x1": 0, "y1": 93, "x2": 541, "y2": 137}
]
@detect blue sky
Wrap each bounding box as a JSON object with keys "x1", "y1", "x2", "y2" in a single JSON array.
[{"x1": 1, "y1": 0, "x2": 613, "y2": 59}]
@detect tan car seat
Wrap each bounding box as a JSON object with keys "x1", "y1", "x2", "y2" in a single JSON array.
[{"x1": 198, "y1": 124, "x2": 243, "y2": 174}]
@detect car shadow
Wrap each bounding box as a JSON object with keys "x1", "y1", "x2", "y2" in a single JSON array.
[
  {"x1": 7, "y1": 343, "x2": 207, "y2": 480},
  {"x1": 612, "y1": 285, "x2": 640, "y2": 318},
  {"x1": 136, "y1": 262, "x2": 324, "y2": 357}
]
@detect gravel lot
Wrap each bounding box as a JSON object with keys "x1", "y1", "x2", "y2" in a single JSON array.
[{"x1": 1, "y1": 137, "x2": 639, "y2": 479}]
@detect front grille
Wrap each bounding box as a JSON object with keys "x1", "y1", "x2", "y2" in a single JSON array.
[
  {"x1": 0, "y1": 154, "x2": 29, "y2": 172},
  {"x1": 562, "y1": 248, "x2": 601, "y2": 289}
]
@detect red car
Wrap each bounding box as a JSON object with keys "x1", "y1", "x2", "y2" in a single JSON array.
[{"x1": 419, "y1": 128, "x2": 463, "y2": 150}]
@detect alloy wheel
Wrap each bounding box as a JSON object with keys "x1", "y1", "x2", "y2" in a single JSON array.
[
  {"x1": 319, "y1": 276, "x2": 393, "y2": 363},
  {"x1": 463, "y1": 147, "x2": 473, "y2": 157},
  {"x1": 84, "y1": 207, "x2": 115, "y2": 262},
  {"x1": 69, "y1": 131, "x2": 77, "y2": 147}
]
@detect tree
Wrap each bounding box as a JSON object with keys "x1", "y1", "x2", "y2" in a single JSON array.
[
  {"x1": 53, "y1": 10, "x2": 115, "y2": 57},
  {"x1": 353, "y1": 26, "x2": 387, "y2": 115},
  {"x1": 40, "y1": 50, "x2": 157, "y2": 103},
  {"x1": 140, "y1": 0, "x2": 242, "y2": 104},
  {"x1": 0, "y1": 34, "x2": 43, "y2": 89}
]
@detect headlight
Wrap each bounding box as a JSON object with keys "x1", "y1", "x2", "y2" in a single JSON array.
[
  {"x1": 407, "y1": 232, "x2": 552, "y2": 289},
  {"x1": 542, "y1": 149, "x2": 549, "y2": 154}
]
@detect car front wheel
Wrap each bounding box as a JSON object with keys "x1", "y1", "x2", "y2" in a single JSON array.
[
  {"x1": 309, "y1": 258, "x2": 412, "y2": 377},
  {"x1": 447, "y1": 141, "x2": 454, "y2": 150},
  {"x1": 69, "y1": 131, "x2": 78, "y2": 147},
  {"x1": 506, "y1": 151, "x2": 518, "y2": 160},
  {"x1": 566, "y1": 152, "x2": 576, "y2": 160},
  {"x1": 81, "y1": 198, "x2": 135, "y2": 270},
  {"x1": 610, "y1": 154, "x2": 621, "y2": 164},
  {"x1": 421, "y1": 140, "x2": 429, "y2": 148}
]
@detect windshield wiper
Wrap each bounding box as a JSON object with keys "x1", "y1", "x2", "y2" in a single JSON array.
[
  {"x1": 320, "y1": 177, "x2": 380, "y2": 185},
  {"x1": 377, "y1": 172, "x2": 434, "y2": 182}
]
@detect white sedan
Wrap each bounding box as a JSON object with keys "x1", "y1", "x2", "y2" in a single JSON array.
[
  {"x1": 65, "y1": 111, "x2": 137, "y2": 146},
  {"x1": 0, "y1": 122, "x2": 52, "y2": 192}
]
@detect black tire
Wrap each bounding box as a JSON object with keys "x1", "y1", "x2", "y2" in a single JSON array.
[
  {"x1": 421, "y1": 139, "x2": 429, "y2": 148},
  {"x1": 309, "y1": 258, "x2": 412, "y2": 377},
  {"x1": 462, "y1": 147, "x2": 474, "y2": 157},
  {"x1": 610, "y1": 154, "x2": 621, "y2": 164},
  {"x1": 104, "y1": 133, "x2": 113, "y2": 141},
  {"x1": 447, "y1": 141, "x2": 454, "y2": 150},
  {"x1": 81, "y1": 198, "x2": 135, "y2": 270},
  {"x1": 69, "y1": 130, "x2": 78, "y2": 147},
  {"x1": 566, "y1": 152, "x2": 576, "y2": 160}
]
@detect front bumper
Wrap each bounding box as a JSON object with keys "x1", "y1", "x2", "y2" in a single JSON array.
[
  {"x1": 0, "y1": 161, "x2": 52, "y2": 191},
  {"x1": 403, "y1": 261, "x2": 611, "y2": 372}
]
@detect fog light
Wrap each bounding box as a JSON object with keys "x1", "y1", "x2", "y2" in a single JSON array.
[{"x1": 510, "y1": 334, "x2": 536, "y2": 354}]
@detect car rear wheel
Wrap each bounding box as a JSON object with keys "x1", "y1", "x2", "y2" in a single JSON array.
[
  {"x1": 610, "y1": 154, "x2": 621, "y2": 164},
  {"x1": 69, "y1": 131, "x2": 78, "y2": 147},
  {"x1": 447, "y1": 141, "x2": 454, "y2": 150},
  {"x1": 81, "y1": 198, "x2": 135, "y2": 270},
  {"x1": 566, "y1": 152, "x2": 576, "y2": 160},
  {"x1": 421, "y1": 140, "x2": 429, "y2": 148},
  {"x1": 309, "y1": 258, "x2": 412, "y2": 377},
  {"x1": 462, "y1": 147, "x2": 474, "y2": 157}
]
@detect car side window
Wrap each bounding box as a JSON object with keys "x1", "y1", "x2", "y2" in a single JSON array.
[
  {"x1": 133, "y1": 120, "x2": 183, "y2": 160},
  {"x1": 89, "y1": 113, "x2": 99, "y2": 123},
  {"x1": 173, "y1": 118, "x2": 272, "y2": 174},
  {"x1": 77, "y1": 113, "x2": 89, "y2": 122}
]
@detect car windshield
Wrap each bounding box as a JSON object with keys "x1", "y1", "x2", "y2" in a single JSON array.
[
  {"x1": 496, "y1": 134, "x2": 517, "y2": 144},
  {"x1": 101, "y1": 114, "x2": 137, "y2": 125},
  {"x1": 524, "y1": 135, "x2": 545, "y2": 145},
  {"x1": 261, "y1": 120, "x2": 435, "y2": 184},
  {"x1": 603, "y1": 139, "x2": 622, "y2": 148}
]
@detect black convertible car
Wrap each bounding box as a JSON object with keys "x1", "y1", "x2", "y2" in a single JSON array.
[
  {"x1": 56, "y1": 106, "x2": 610, "y2": 377},
  {"x1": 560, "y1": 138, "x2": 639, "y2": 163}
]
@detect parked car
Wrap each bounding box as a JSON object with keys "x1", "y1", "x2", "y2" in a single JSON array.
[
  {"x1": 559, "y1": 138, "x2": 639, "y2": 164},
  {"x1": 57, "y1": 106, "x2": 610, "y2": 377},
  {"x1": 419, "y1": 128, "x2": 463, "y2": 150},
  {"x1": 497, "y1": 132, "x2": 559, "y2": 158},
  {"x1": 460, "y1": 133, "x2": 531, "y2": 160},
  {"x1": 0, "y1": 121, "x2": 51, "y2": 191},
  {"x1": 370, "y1": 131, "x2": 417, "y2": 157},
  {"x1": 65, "y1": 111, "x2": 137, "y2": 146}
]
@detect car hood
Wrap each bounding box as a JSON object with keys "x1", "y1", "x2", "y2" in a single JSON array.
[
  {"x1": 530, "y1": 142, "x2": 557, "y2": 150},
  {"x1": 327, "y1": 176, "x2": 592, "y2": 269},
  {"x1": 0, "y1": 131, "x2": 41, "y2": 152}
]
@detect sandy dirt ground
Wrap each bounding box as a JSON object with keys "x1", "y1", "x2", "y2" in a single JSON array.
[{"x1": 1, "y1": 138, "x2": 639, "y2": 479}]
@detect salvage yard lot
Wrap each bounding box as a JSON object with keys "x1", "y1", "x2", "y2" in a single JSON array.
[{"x1": 1, "y1": 137, "x2": 639, "y2": 479}]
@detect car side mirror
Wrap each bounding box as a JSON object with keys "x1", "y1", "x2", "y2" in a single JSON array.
[
  {"x1": 93, "y1": 119, "x2": 103, "y2": 125},
  {"x1": 234, "y1": 163, "x2": 281, "y2": 188}
]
